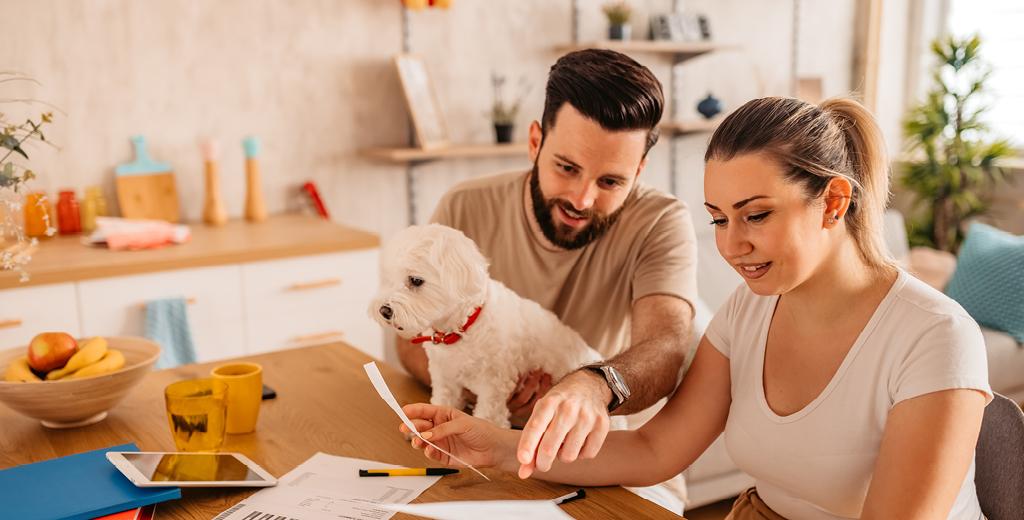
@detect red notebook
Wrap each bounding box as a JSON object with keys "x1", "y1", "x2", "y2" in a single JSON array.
[{"x1": 93, "y1": 504, "x2": 155, "y2": 520}]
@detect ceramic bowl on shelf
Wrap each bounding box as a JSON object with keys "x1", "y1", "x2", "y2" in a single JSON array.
[{"x1": 0, "y1": 336, "x2": 160, "y2": 428}]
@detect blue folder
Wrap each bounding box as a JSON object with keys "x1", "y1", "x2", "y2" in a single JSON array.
[{"x1": 0, "y1": 443, "x2": 181, "y2": 520}]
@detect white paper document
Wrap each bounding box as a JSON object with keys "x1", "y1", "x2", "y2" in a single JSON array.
[
  {"x1": 363, "y1": 361, "x2": 490, "y2": 481},
  {"x1": 213, "y1": 453, "x2": 442, "y2": 520},
  {"x1": 383, "y1": 500, "x2": 574, "y2": 520}
]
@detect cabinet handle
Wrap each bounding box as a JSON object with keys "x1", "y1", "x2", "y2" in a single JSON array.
[
  {"x1": 286, "y1": 278, "x2": 342, "y2": 292},
  {"x1": 0, "y1": 318, "x2": 23, "y2": 330},
  {"x1": 289, "y1": 330, "x2": 345, "y2": 344},
  {"x1": 136, "y1": 297, "x2": 197, "y2": 310}
]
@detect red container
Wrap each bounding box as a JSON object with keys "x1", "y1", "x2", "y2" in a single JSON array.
[{"x1": 56, "y1": 190, "x2": 82, "y2": 235}]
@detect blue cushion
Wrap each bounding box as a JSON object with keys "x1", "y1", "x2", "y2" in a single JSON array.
[{"x1": 945, "y1": 223, "x2": 1024, "y2": 344}]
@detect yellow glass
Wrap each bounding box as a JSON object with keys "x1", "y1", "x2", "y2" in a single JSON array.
[
  {"x1": 164, "y1": 378, "x2": 228, "y2": 452},
  {"x1": 211, "y1": 362, "x2": 262, "y2": 434}
]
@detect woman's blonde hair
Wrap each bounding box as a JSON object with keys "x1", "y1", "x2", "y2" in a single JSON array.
[{"x1": 704, "y1": 96, "x2": 897, "y2": 272}]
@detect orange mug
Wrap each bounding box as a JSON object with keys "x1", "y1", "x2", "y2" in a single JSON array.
[{"x1": 211, "y1": 362, "x2": 262, "y2": 434}]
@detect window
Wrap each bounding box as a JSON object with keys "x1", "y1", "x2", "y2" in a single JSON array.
[{"x1": 948, "y1": 0, "x2": 1024, "y2": 146}]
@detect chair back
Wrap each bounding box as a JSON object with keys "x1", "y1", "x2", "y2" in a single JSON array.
[{"x1": 975, "y1": 392, "x2": 1024, "y2": 520}]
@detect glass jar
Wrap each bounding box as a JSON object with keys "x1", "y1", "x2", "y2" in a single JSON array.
[
  {"x1": 56, "y1": 190, "x2": 82, "y2": 235},
  {"x1": 85, "y1": 185, "x2": 108, "y2": 217},
  {"x1": 23, "y1": 192, "x2": 52, "y2": 239},
  {"x1": 81, "y1": 188, "x2": 99, "y2": 234}
]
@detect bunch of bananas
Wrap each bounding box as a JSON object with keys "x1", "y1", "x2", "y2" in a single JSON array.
[{"x1": 4, "y1": 337, "x2": 125, "y2": 383}]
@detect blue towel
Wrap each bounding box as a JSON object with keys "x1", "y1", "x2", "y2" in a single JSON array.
[{"x1": 145, "y1": 297, "x2": 197, "y2": 368}]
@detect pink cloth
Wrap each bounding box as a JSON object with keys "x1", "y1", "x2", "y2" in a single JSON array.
[{"x1": 87, "y1": 217, "x2": 191, "y2": 251}]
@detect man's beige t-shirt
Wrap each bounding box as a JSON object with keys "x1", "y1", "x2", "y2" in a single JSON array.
[{"x1": 430, "y1": 170, "x2": 698, "y2": 358}]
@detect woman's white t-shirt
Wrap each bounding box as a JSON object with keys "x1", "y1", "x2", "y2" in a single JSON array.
[{"x1": 705, "y1": 270, "x2": 992, "y2": 519}]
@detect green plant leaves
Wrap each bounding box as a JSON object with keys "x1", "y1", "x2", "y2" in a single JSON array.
[{"x1": 900, "y1": 34, "x2": 1013, "y2": 252}]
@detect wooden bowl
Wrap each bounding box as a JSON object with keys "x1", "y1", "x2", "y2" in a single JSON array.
[{"x1": 0, "y1": 337, "x2": 160, "y2": 429}]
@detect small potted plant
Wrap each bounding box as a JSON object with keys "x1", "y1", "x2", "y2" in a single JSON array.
[
  {"x1": 1, "y1": 72, "x2": 57, "y2": 280},
  {"x1": 489, "y1": 73, "x2": 530, "y2": 144},
  {"x1": 603, "y1": 1, "x2": 632, "y2": 41}
]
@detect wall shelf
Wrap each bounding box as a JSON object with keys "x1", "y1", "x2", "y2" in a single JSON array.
[
  {"x1": 660, "y1": 118, "x2": 722, "y2": 137},
  {"x1": 557, "y1": 41, "x2": 735, "y2": 64},
  {"x1": 360, "y1": 142, "x2": 528, "y2": 165}
]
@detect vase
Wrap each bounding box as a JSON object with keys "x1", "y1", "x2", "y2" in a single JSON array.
[
  {"x1": 697, "y1": 92, "x2": 723, "y2": 120},
  {"x1": 608, "y1": 23, "x2": 631, "y2": 41},
  {"x1": 494, "y1": 123, "x2": 514, "y2": 144}
]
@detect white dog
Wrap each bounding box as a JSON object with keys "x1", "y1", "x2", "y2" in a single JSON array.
[{"x1": 370, "y1": 224, "x2": 603, "y2": 428}]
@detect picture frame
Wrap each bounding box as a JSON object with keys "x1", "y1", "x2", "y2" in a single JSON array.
[
  {"x1": 393, "y1": 54, "x2": 449, "y2": 149},
  {"x1": 648, "y1": 13, "x2": 707, "y2": 42},
  {"x1": 649, "y1": 14, "x2": 677, "y2": 41}
]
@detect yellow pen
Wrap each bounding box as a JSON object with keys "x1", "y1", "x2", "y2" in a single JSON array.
[{"x1": 359, "y1": 468, "x2": 460, "y2": 477}]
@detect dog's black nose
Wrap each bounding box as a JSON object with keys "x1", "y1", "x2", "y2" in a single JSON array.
[{"x1": 378, "y1": 305, "x2": 393, "y2": 320}]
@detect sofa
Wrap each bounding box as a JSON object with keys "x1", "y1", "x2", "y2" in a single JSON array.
[{"x1": 680, "y1": 210, "x2": 1024, "y2": 508}]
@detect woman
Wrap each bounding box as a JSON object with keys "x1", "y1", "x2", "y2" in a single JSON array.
[{"x1": 400, "y1": 97, "x2": 992, "y2": 519}]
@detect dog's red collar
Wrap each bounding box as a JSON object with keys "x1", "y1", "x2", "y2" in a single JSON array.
[{"x1": 411, "y1": 306, "x2": 483, "y2": 346}]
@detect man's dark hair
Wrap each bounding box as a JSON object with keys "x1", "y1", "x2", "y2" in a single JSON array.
[{"x1": 541, "y1": 49, "x2": 664, "y2": 155}]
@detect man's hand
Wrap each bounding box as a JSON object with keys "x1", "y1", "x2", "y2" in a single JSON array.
[
  {"x1": 458, "y1": 369, "x2": 553, "y2": 426},
  {"x1": 515, "y1": 369, "x2": 612, "y2": 478},
  {"x1": 508, "y1": 370, "x2": 553, "y2": 425}
]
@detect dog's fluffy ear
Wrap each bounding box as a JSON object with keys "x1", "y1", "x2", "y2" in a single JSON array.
[{"x1": 426, "y1": 224, "x2": 490, "y2": 304}]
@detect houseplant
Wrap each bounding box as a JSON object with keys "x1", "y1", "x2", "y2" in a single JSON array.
[
  {"x1": 901, "y1": 34, "x2": 1013, "y2": 253},
  {"x1": 489, "y1": 73, "x2": 529, "y2": 144},
  {"x1": 1, "y1": 72, "x2": 56, "y2": 279},
  {"x1": 603, "y1": 1, "x2": 632, "y2": 41}
]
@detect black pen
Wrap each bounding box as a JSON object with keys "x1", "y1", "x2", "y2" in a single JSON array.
[{"x1": 553, "y1": 488, "x2": 586, "y2": 505}]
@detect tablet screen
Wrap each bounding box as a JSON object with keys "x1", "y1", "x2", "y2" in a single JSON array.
[{"x1": 121, "y1": 453, "x2": 266, "y2": 482}]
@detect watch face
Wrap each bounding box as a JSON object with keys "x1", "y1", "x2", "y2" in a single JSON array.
[{"x1": 606, "y1": 366, "x2": 630, "y2": 400}]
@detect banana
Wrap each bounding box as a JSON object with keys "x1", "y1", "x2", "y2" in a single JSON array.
[
  {"x1": 4, "y1": 356, "x2": 42, "y2": 383},
  {"x1": 67, "y1": 349, "x2": 125, "y2": 380},
  {"x1": 46, "y1": 337, "x2": 108, "y2": 380}
]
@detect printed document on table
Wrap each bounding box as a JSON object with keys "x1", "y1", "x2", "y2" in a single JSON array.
[
  {"x1": 213, "y1": 452, "x2": 442, "y2": 520},
  {"x1": 383, "y1": 500, "x2": 574, "y2": 520}
]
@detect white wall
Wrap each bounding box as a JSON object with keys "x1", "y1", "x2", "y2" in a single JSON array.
[{"x1": 1, "y1": 0, "x2": 857, "y2": 244}]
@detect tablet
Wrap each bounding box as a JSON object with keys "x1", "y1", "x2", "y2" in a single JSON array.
[{"x1": 106, "y1": 451, "x2": 277, "y2": 488}]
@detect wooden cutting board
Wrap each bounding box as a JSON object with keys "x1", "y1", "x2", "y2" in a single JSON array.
[{"x1": 115, "y1": 135, "x2": 180, "y2": 223}]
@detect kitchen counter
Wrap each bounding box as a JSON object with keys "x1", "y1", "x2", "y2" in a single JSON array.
[{"x1": 0, "y1": 214, "x2": 379, "y2": 290}]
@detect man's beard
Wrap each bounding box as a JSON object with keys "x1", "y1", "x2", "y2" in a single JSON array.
[{"x1": 529, "y1": 162, "x2": 625, "y2": 250}]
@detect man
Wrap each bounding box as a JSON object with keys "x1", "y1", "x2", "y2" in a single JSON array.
[{"x1": 398, "y1": 49, "x2": 698, "y2": 480}]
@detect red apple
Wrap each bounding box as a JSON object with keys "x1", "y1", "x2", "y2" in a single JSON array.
[{"x1": 27, "y1": 332, "x2": 78, "y2": 373}]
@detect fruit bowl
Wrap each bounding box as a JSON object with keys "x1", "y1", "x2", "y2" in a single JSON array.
[{"x1": 0, "y1": 336, "x2": 160, "y2": 429}]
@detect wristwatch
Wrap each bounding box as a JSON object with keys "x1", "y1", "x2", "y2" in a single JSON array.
[{"x1": 582, "y1": 364, "x2": 631, "y2": 413}]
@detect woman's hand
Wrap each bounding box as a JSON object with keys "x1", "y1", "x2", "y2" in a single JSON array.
[{"x1": 400, "y1": 403, "x2": 517, "y2": 471}]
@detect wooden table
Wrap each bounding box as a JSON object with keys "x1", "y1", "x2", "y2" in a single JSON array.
[{"x1": 0, "y1": 343, "x2": 679, "y2": 519}]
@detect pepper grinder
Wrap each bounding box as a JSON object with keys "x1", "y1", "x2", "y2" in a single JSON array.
[
  {"x1": 243, "y1": 136, "x2": 267, "y2": 222},
  {"x1": 201, "y1": 139, "x2": 228, "y2": 226}
]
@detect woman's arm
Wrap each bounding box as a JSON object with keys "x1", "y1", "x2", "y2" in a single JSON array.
[
  {"x1": 861, "y1": 388, "x2": 988, "y2": 519},
  {"x1": 407, "y1": 337, "x2": 732, "y2": 485},
  {"x1": 517, "y1": 337, "x2": 732, "y2": 485},
  {"x1": 419, "y1": 337, "x2": 724, "y2": 487}
]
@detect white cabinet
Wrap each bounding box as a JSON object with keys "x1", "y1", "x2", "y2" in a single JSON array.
[
  {"x1": 1, "y1": 248, "x2": 382, "y2": 362},
  {"x1": 0, "y1": 283, "x2": 80, "y2": 349},
  {"x1": 241, "y1": 250, "x2": 383, "y2": 359},
  {"x1": 77, "y1": 266, "x2": 246, "y2": 362}
]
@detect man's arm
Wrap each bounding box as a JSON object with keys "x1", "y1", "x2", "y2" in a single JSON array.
[
  {"x1": 516, "y1": 294, "x2": 693, "y2": 470},
  {"x1": 397, "y1": 337, "x2": 431, "y2": 386},
  {"x1": 599, "y1": 293, "x2": 692, "y2": 414}
]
